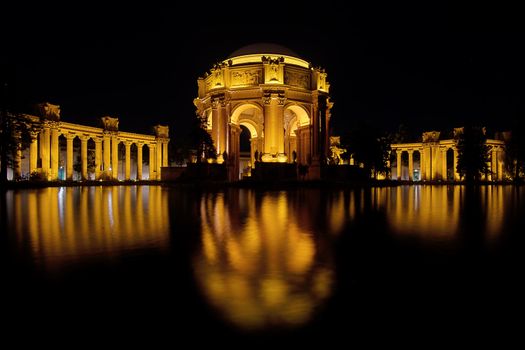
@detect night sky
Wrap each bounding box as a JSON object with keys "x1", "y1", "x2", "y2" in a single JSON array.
[{"x1": 2, "y1": 2, "x2": 524, "y2": 140}]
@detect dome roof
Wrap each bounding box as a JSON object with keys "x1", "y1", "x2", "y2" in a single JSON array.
[{"x1": 228, "y1": 43, "x2": 300, "y2": 58}]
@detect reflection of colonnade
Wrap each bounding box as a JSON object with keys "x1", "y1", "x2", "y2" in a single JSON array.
[
  {"x1": 8, "y1": 186, "x2": 169, "y2": 270},
  {"x1": 194, "y1": 44, "x2": 332, "y2": 180},
  {"x1": 391, "y1": 130, "x2": 505, "y2": 181},
  {"x1": 14, "y1": 103, "x2": 169, "y2": 181}
]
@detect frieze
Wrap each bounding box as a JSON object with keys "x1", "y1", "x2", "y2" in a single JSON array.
[
  {"x1": 231, "y1": 69, "x2": 261, "y2": 86},
  {"x1": 284, "y1": 70, "x2": 310, "y2": 89}
]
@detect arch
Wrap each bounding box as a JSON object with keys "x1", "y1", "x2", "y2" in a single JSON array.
[
  {"x1": 230, "y1": 102, "x2": 263, "y2": 124},
  {"x1": 238, "y1": 119, "x2": 258, "y2": 138},
  {"x1": 284, "y1": 103, "x2": 310, "y2": 127}
]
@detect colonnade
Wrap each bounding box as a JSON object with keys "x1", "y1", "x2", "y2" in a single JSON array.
[
  {"x1": 12, "y1": 105, "x2": 169, "y2": 181},
  {"x1": 391, "y1": 137, "x2": 505, "y2": 181}
]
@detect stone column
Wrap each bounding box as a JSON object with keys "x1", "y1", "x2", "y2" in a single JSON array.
[
  {"x1": 94, "y1": 138, "x2": 102, "y2": 180},
  {"x1": 396, "y1": 150, "x2": 402, "y2": 180},
  {"x1": 419, "y1": 149, "x2": 425, "y2": 180},
  {"x1": 66, "y1": 134, "x2": 74, "y2": 180},
  {"x1": 112, "y1": 136, "x2": 119, "y2": 180},
  {"x1": 250, "y1": 137, "x2": 258, "y2": 166},
  {"x1": 408, "y1": 150, "x2": 414, "y2": 181},
  {"x1": 50, "y1": 127, "x2": 59, "y2": 180},
  {"x1": 491, "y1": 148, "x2": 498, "y2": 181},
  {"x1": 137, "y1": 143, "x2": 143, "y2": 180},
  {"x1": 211, "y1": 96, "x2": 227, "y2": 158},
  {"x1": 124, "y1": 141, "x2": 131, "y2": 180},
  {"x1": 14, "y1": 142, "x2": 22, "y2": 179},
  {"x1": 149, "y1": 144, "x2": 156, "y2": 180},
  {"x1": 40, "y1": 124, "x2": 50, "y2": 175},
  {"x1": 262, "y1": 91, "x2": 286, "y2": 160},
  {"x1": 162, "y1": 141, "x2": 168, "y2": 167},
  {"x1": 442, "y1": 148, "x2": 448, "y2": 181},
  {"x1": 103, "y1": 135, "x2": 111, "y2": 175},
  {"x1": 29, "y1": 133, "x2": 38, "y2": 174},
  {"x1": 156, "y1": 141, "x2": 162, "y2": 178},
  {"x1": 497, "y1": 149, "x2": 504, "y2": 181},
  {"x1": 80, "y1": 136, "x2": 88, "y2": 180},
  {"x1": 453, "y1": 147, "x2": 459, "y2": 181}
]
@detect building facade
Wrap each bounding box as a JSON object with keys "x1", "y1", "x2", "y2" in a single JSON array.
[
  {"x1": 11, "y1": 102, "x2": 169, "y2": 181},
  {"x1": 390, "y1": 129, "x2": 506, "y2": 181},
  {"x1": 194, "y1": 43, "x2": 333, "y2": 180}
]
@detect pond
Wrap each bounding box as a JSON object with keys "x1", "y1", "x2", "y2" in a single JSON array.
[{"x1": 1, "y1": 185, "x2": 523, "y2": 345}]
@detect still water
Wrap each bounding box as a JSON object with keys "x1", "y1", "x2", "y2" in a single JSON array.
[{"x1": 2, "y1": 185, "x2": 523, "y2": 344}]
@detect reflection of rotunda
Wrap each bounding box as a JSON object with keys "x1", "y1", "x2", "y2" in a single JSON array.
[{"x1": 194, "y1": 43, "x2": 333, "y2": 180}]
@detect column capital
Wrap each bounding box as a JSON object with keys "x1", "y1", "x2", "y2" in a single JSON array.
[
  {"x1": 93, "y1": 137, "x2": 103, "y2": 144},
  {"x1": 79, "y1": 135, "x2": 90, "y2": 142},
  {"x1": 123, "y1": 140, "x2": 132, "y2": 147},
  {"x1": 65, "y1": 133, "x2": 76, "y2": 140}
]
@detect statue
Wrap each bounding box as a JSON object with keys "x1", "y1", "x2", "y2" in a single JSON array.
[
  {"x1": 329, "y1": 136, "x2": 346, "y2": 165},
  {"x1": 101, "y1": 116, "x2": 119, "y2": 132},
  {"x1": 36, "y1": 102, "x2": 61, "y2": 121}
]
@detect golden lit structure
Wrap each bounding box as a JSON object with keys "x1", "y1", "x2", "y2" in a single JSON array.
[
  {"x1": 13, "y1": 102, "x2": 169, "y2": 181},
  {"x1": 391, "y1": 129, "x2": 506, "y2": 181},
  {"x1": 194, "y1": 43, "x2": 333, "y2": 180}
]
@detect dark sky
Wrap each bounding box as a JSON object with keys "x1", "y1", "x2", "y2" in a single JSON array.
[{"x1": 2, "y1": 1, "x2": 524, "y2": 140}]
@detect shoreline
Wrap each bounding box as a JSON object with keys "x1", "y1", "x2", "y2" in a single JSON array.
[{"x1": 1, "y1": 179, "x2": 522, "y2": 191}]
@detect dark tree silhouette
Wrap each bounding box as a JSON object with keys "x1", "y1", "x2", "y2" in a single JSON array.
[
  {"x1": 455, "y1": 126, "x2": 490, "y2": 182},
  {"x1": 343, "y1": 122, "x2": 391, "y2": 179},
  {"x1": 505, "y1": 119, "x2": 525, "y2": 182},
  {"x1": 188, "y1": 113, "x2": 216, "y2": 163}
]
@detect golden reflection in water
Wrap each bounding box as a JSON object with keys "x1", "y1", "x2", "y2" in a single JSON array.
[
  {"x1": 194, "y1": 191, "x2": 335, "y2": 330},
  {"x1": 374, "y1": 185, "x2": 509, "y2": 240},
  {"x1": 7, "y1": 186, "x2": 169, "y2": 270}
]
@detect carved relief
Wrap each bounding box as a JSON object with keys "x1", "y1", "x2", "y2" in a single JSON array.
[
  {"x1": 284, "y1": 70, "x2": 310, "y2": 89},
  {"x1": 36, "y1": 102, "x2": 61, "y2": 121},
  {"x1": 231, "y1": 69, "x2": 261, "y2": 86},
  {"x1": 422, "y1": 131, "x2": 441, "y2": 143},
  {"x1": 154, "y1": 125, "x2": 169, "y2": 138},
  {"x1": 101, "y1": 116, "x2": 119, "y2": 132},
  {"x1": 262, "y1": 56, "x2": 284, "y2": 84}
]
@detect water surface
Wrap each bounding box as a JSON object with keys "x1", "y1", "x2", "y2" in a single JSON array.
[{"x1": 2, "y1": 185, "x2": 523, "y2": 345}]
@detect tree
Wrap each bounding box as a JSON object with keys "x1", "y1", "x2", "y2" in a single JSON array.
[
  {"x1": 343, "y1": 122, "x2": 391, "y2": 179},
  {"x1": 505, "y1": 119, "x2": 525, "y2": 182},
  {"x1": 188, "y1": 113, "x2": 216, "y2": 163},
  {"x1": 455, "y1": 126, "x2": 490, "y2": 182},
  {"x1": 0, "y1": 111, "x2": 41, "y2": 182}
]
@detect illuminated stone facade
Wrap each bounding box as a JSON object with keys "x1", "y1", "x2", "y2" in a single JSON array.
[
  {"x1": 194, "y1": 43, "x2": 333, "y2": 180},
  {"x1": 391, "y1": 129, "x2": 506, "y2": 181},
  {"x1": 12, "y1": 102, "x2": 169, "y2": 181}
]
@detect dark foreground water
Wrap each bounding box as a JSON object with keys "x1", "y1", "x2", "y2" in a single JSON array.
[{"x1": 1, "y1": 185, "x2": 524, "y2": 346}]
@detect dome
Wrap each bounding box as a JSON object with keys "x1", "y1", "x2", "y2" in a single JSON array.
[{"x1": 228, "y1": 43, "x2": 301, "y2": 59}]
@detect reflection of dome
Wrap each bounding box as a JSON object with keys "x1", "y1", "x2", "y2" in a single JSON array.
[{"x1": 228, "y1": 43, "x2": 300, "y2": 59}]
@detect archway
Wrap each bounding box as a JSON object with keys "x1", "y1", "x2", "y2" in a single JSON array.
[{"x1": 284, "y1": 104, "x2": 310, "y2": 165}]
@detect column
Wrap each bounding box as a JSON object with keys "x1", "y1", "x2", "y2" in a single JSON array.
[
  {"x1": 396, "y1": 150, "x2": 402, "y2": 180},
  {"x1": 81, "y1": 136, "x2": 88, "y2": 180},
  {"x1": 497, "y1": 149, "x2": 504, "y2": 181},
  {"x1": 50, "y1": 127, "x2": 59, "y2": 180},
  {"x1": 112, "y1": 136, "x2": 119, "y2": 180},
  {"x1": 124, "y1": 141, "x2": 131, "y2": 180},
  {"x1": 453, "y1": 147, "x2": 459, "y2": 181},
  {"x1": 14, "y1": 143, "x2": 22, "y2": 179},
  {"x1": 156, "y1": 141, "x2": 162, "y2": 179},
  {"x1": 66, "y1": 134, "x2": 74, "y2": 180},
  {"x1": 162, "y1": 141, "x2": 168, "y2": 167},
  {"x1": 491, "y1": 148, "x2": 497, "y2": 181},
  {"x1": 408, "y1": 150, "x2": 414, "y2": 181},
  {"x1": 103, "y1": 135, "x2": 111, "y2": 175},
  {"x1": 94, "y1": 139, "x2": 102, "y2": 180},
  {"x1": 29, "y1": 133, "x2": 38, "y2": 174},
  {"x1": 137, "y1": 143, "x2": 143, "y2": 180},
  {"x1": 40, "y1": 125, "x2": 50, "y2": 175},
  {"x1": 262, "y1": 92, "x2": 285, "y2": 159},
  {"x1": 442, "y1": 148, "x2": 448, "y2": 181},
  {"x1": 149, "y1": 144, "x2": 156, "y2": 180}
]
